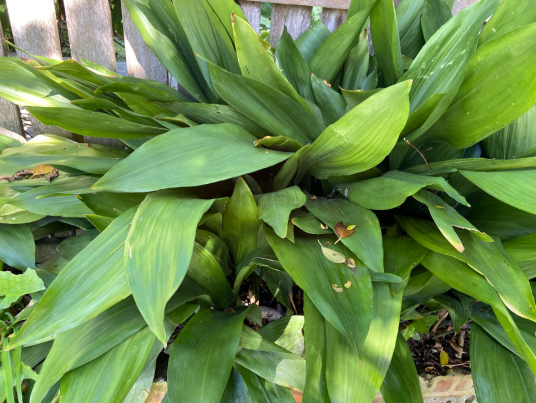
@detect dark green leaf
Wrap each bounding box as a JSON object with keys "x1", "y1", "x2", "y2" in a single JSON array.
[
  {"x1": 257, "y1": 187, "x2": 306, "y2": 238},
  {"x1": 421, "y1": 0, "x2": 452, "y2": 41},
  {"x1": 0, "y1": 224, "x2": 35, "y2": 270}
]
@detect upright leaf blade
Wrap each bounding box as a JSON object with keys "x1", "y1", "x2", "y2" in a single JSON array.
[
  {"x1": 0, "y1": 224, "x2": 35, "y2": 270},
  {"x1": 257, "y1": 187, "x2": 306, "y2": 239}
]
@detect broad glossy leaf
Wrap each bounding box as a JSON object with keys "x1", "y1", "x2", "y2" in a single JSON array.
[
  {"x1": 413, "y1": 189, "x2": 492, "y2": 251},
  {"x1": 407, "y1": 156, "x2": 536, "y2": 175},
  {"x1": 383, "y1": 236, "x2": 427, "y2": 297},
  {"x1": 257, "y1": 187, "x2": 306, "y2": 238},
  {"x1": 85, "y1": 215, "x2": 113, "y2": 232},
  {"x1": 401, "y1": 275, "x2": 450, "y2": 315},
  {"x1": 122, "y1": 359, "x2": 156, "y2": 403},
  {"x1": 396, "y1": 0, "x2": 425, "y2": 58},
  {"x1": 434, "y1": 293, "x2": 470, "y2": 332},
  {"x1": 426, "y1": 24, "x2": 536, "y2": 148},
  {"x1": 345, "y1": 171, "x2": 468, "y2": 210},
  {"x1": 295, "y1": 20, "x2": 331, "y2": 64},
  {"x1": 291, "y1": 212, "x2": 332, "y2": 235},
  {"x1": 0, "y1": 224, "x2": 35, "y2": 270},
  {"x1": 0, "y1": 135, "x2": 22, "y2": 153},
  {"x1": 400, "y1": 93, "x2": 444, "y2": 138},
  {"x1": 479, "y1": 0, "x2": 536, "y2": 44},
  {"x1": 399, "y1": 216, "x2": 536, "y2": 322},
  {"x1": 239, "y1": 326, "x2": 289, "y2": 354},
  {"x1": 380, "y1": 333, "x2": 424, "y2": 403},
  {"x1": 503, "y1": 233, "x2": 536, "y2": 262},
  {"x1": 300, "y1": 81, "x2": 411, "y2": 179},
  {"x1": 311, "y1": 74, "x2": 347, "y2": 126},
  {"x1": 461, "y1": 170, "x2": 536, "y2": 215},
  {"x1": 26, "y1": 106, "x2": 166, "y2": 139},
  {"x1": 341, "y1": 88, "x2": 382, "y2": 109},
  {"x1": 234, "y1": 364, "x2": 271, "y2": 402},
  {"x1": 8, "y1": 208, "x2": 137, "y2": 350},
  {"x1": 402, "y1": 267, "x2": 433, "y2": 296},
  {"x1": 168, "y1": 308, "x2": 249, "y2": 403},
  {"x1": 310, "y1": 6, "x2": 375, "y2": 84},
  {"x1": 257, "y1": 316, "x2": 305, "y2": 356},
  {"x1": 471, "y1": 323, "x2": 536, "y2": 403},
  {"x1": 342, "y1": 31, "x2": 369, "y2": 91},
  {"x1": 122, "y1": 0, "x2": 207, "y2": 102},
  {"x1": 207, "y1": 63, "x2": 322, "y2": 145},
  {"x1": 1, "y1": 135, "x2": 129, "y2": 175},
  {"x1": 94, "y1": 78, "x2": 191, "y2": 103},
  {"x1": 234, "y1": 15, "x2": 311, "y2": 114},
  {"x1": 0, "y1": 58, "x2": 77, "y2": 107},
  {"x1": 370, "y1": 0, "x2": 404, "y2": 86},
  {"x1": 276, "y1": 28, "x2": 314, "y2": 103},
  {"x1": 220, "y1": 367, "x2": 251, "y2": 403},
  {"x1": 305, "y1": 197, "x2": 384, "y2": 273},
  {"x1": 93, "y1": 124, "x2": 291, "y2": 192},
  {"x1": 0, "y1": 270, "x2": 43, "y2": 309},
  {"x1": 325, "y1": 283, "x2": 402, "y2": 403},
  {"x1": 266, "y1": 228, "x2": 373, "y2": 356},
  {"x1": 78, "y1": 192, "x2": 147, "y2": 218},
  {"x1": 126, "y1": 191, "x2": 213, "y2": 343},
  {"x1": 421, "y1": 0, "x2": 451, "y2": 41}
]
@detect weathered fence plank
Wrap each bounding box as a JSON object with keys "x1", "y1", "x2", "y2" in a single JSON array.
[
  {"x1": 270, "y1": 4, "x2": 312, "y2": 47},
  {"x1": 240, "y1": 1, "x2": 262, "y2": 33},
  {"x1": 0, "y1": 18, "x2": 24, "y2": 139},
  {"x1": 64, "y1": 0, "x2": 120, "y2": 146},
  {"x1": 260, "y1": 0, "x2": 350, "y2": 8},
  {"x1": 5, "y1": 0, "x2": 73, "y2": 139},
  {"x1": 121, "y1": 1, "x2": 168, "y2": 84},
  {"x1": 321, "y1": 8, "x2": 346, "y2": 33}
]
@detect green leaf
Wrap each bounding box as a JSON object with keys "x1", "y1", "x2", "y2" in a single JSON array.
[
  {"x1": 168, "y1": 308, "x2": 249, "y2": 403},
  {"x1": 276, "y1": 28, "x2": 314, "y2": 103},
  {"x1": 325, "y1": 283, "x2": 402, "y2": 403},
  {"x1": 126, "y1": 191, "x2": 213, "y2": 343},
  {"x1": 341, "y1": 31, "x2": 370, "y2": 91},
  {"x1": 291, "y1": 212, "x2": 332, "y2": 235},
  {"x1": 0, "y1": 135, "x2": 130, "y2": 175},
  {"x1": 220, "y1": 367, "x2": 251, "y2": 403},
  {"x1": 93, "y1": 79, "x2": 191, "y2": 103},
  {"x1": 234, "y1": 364, "x2": 271, "y2": 402},
  {"x1": 234, "y1": 15, "x2": 311, "y2": 114},
  {"x1": 207, "y1": 63, "x2": 322, "y2": 145},
  {"x1": 223, "y1": 178, "x2": 260, "y2": 266},
  {"x1": 426, "y1": 23, "x2": 536, "y2": 148},
  {"x1": 85, "y1": 215, "x2": 113, "y2": 232},
  {"x1": 300, "y1": 81, "x2": 411, "y2": 179},
  {"x1": 370, "y1": 0, "x2": 404, "y2": 86},
  {"x1": 380, "y1": 333, "x2": 424, "y2": 403},
  {"x1": 8, "y1": 208, "x2": 137, "y2": 350},
  {"x1": 345, "y1": 171, "x2": 468, "y2": 210},
  {"x1": 460, "y1": 170, "x2": 536, "y2": 215},
  {"x1": 0, "y1": 270, "x2": 43, "y2": 309},
  {"x1": 266, "y1": 228, "x2": 373, "y2": 356},
  {"x1": 479, "y1": 0, "x2": 536, "y2": 44},
  {"x1": 471, "y1": 323, "x2": 536, "y2": 403},
  {"x1": 311, "y1": 74, "x2": 347, "y2": 126},
  {"x1": 396, "y1": 0, "x2": 425, "y2": 59},
  {"x1": 413, "y1": 189, "x2": 492, "y2": 251},
  {"x1": 341, "y1": 88, "x2": 382, "y2": 109},
  {"x1": 122, "y1": 0, "x2": 207, "y2": 102},
  {"x1": 26, "y1": 106, "x2": 166, "y2": 139},
  {"x1": 295, "y1": 20, "x2": 331, "y2": 64},
  {"x1": 400, "y1": 93, "x2": 444, "y2": 138},
  {"x1": 305, "y1": 197, "x2": 384, "y2": 273},
  {"x1": 434, "y1": 293, "x2": 470, "y2": 332},
  {"x1": 403, "y1": 267, "x2": 433, "y2": 296},
  {"x1": 257, "y1": 316, "x2": 305, "y2": 356},
  {"x1": 399, "y1": 216, "x2": 536, "y2": 323},
  {"x1": 406, "y1": 156, "x2": 536, "y2": 176},
  {"x1": 78, "y1": 192, "x2": 147, "y2": 218},
  {"x1": 93, "y1": 124, "x2": 291, "y2": 193},
  {"x1": 310, "y1": 5, "x2": 375, "y2": 84},
  {"x1": 401, "y1": 274, "x2": 450, "y2": 316},
  {"x1": 421, "y1": 0, "x2": 452, "y2": 41},
  {"x1": 0, "y1": 224, "x2": 35, "y2": 270},
  {"x1": 383, "y1": 236, "x2": 427, "y2": 297},
  {"x1": 503, "y1": 233, "x2": 536, "y2": 262},
  {"x1": 257, "y1": 187, "x2": 306, "y2": 239}
]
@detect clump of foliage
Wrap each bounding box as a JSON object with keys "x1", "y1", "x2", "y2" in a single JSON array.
[{"x1": 0, "y1": 0, "x2": 536, "y2": 402}]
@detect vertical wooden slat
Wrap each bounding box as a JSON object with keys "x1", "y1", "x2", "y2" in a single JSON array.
[
  {"x1": 240, "y1": 1, "x2": 262, "y2": 33},
  {"x1": 121, "y1": 1, "x2": 168, "y2": 84},
  {"x1": 0, "y1": 18, "x2": 24, "y2": 139},
  {"x1": 320, "y1": 8, "x2": 347, "y2": 33},
  {"x1": 452, "y1": 0, "x2": 479, "y2": 15},
  {"x1": 6, "y1": 0, "x2": 73, "y2": 139},
  {"x1": 63, "y1": 0, "x2": 121, "y2": 146},
  {"x1": 269, "y1": 5, "x2": 312, "y2": 48}
]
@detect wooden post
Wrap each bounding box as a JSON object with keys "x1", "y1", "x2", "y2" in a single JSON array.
[
  {"x1": 321, "y1": 8, "x2": 347, "y2": 33},
  {"x1": 240, "y1": 1, "x2": 262, "y2": 33},
  {"x1": 121, "y1": 1, "x2": 168, "y2": 84},
  {"x1": 0, "y1": 18, "x2": 24, "y2": 140},
  {"x1": 63, "y1": 0, "x2": 120, "y2": 146},
  {"x1": 270, "y1": 5, "x2": 312, "y2": 47}
]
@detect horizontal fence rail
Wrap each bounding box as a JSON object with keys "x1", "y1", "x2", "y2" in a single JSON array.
[{"x1": 0, "y1": 0, "x2": 478, "y2": 145}]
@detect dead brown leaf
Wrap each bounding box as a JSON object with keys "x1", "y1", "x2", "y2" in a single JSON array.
[{"x1": 334, "y1": 221, "x2": 356, "y2": 244}]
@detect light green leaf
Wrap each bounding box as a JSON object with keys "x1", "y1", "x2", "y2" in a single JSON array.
[
  {"x1": 8, "y1": 208, "x2": 137, "y2": 350},
  {"x1": 93, "y1": 124, "x2": 291, "y2": 193},
  {"x1": 300, "y1": 81, "x2": 411, "y2": 179},
  {"x1": 168, "y1": 308, "x2": 249, "y2": 403},
  {"x1": 479, "y1": 0, "x2": 536, "y2": 44},
  {"x1": 78, "y1": 192, "x2": 147, "y2": 218},
  {"x1": 503, "y1": 233, "x2": 536, "y2": 262},
  {"x1": 345, "y1": 171, "x2": 468, "y2": 210},
  {"x1": 291, "y1": 212, "x2": 332, "y2": 235},
  {"x1": 257, "y1": 187, "x2": 306, "y2": 238},
  {"x1": 0, "y1": 224, "x2": 35, "y2": 270},
  {"x1": 85, "y1": 215, "x2": 113, "y2": 232},
  {"x1": 370, "y1": 0, "x2": 404, "y2": 86},
  {"x1": 295, "y1": 20, "x2": 331, "y2": 64},
  {"x1": 421, "y1": 0, "x2": 452, "y2": 41},
  {"x1": 0, "y1": 270, "x2": 43, "y2": 309},
  {"x1": 406, "y1": 156, "x2": 536, "y2": 176},
  {"x1": 257, "y1": 316, "x2": 305, "y2": 356},
  {"x1": 305, "y1": 197, "x2": 384, "y2": 273},
  {"x1": 126, "y1": 191, "x2": 213, "y2": 343},
  {"x1": 311, "y1": 74, "x2": 347, "y2": 126},
  {"x1": 398, "y1": 216, "x2": 536, "y2": 323},
  {"x1": 341, "y1": 31, "x2": 370, "y2": 91},
  {"x1": 341, "y1": 88, "x2": 382, "y2": 110},
  {"x1": 266, "y1": 228, "x2": 373, "y2": 356}
]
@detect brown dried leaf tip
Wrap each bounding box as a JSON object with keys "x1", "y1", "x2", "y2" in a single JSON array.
[
  {"x1": 332, "y1": 284, "x2": 343, "y2": 293},
  {"x1": 334, "y1": 221, "x2": 356, "y2": 244}
]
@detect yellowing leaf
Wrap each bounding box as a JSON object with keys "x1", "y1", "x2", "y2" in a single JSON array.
[
  {"x1": 332, "y1": 284, "x2": 343, "y2": 293},
  {"x1": 344, "y1": 281, "x2": 352, "y2": 288},
  {"x1": 318, "y1": 240, "x2": 347, "y2": 264},
  {"x1": 32, "y1": 164, "x2": 54, "y2": 177},
  {"x1": 440, "y1": 349, "x2": 449, "y2": 365},
  {"x1": 347, "y1": 225, "x2": 356, "y2": 230},
  {"x1": 334, "y1": 221, "x2": 356, "y2": 244}
]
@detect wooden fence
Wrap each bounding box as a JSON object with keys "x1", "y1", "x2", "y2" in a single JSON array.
[{"x1": 0, "y1": 0, "x2": 478, "y2": 146}]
